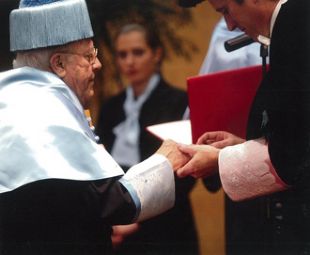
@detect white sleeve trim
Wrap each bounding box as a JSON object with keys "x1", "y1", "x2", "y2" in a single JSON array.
[
  {"x1": 219, "y1": 138, "x2": 288, "y2": 201},
  {"x1": 119, "y1": 154, "x2": 175, "y2": 222}
]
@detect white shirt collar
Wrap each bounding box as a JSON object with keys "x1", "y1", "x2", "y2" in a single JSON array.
[
  {"x1": 111, "y1": 73, "x2": 160, "y2": 167},
  {"x1": 257, "y1": 0, "x2": 288, "y2": 46}
]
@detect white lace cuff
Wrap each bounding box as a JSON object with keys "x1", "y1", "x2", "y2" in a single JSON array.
[
  {"x1": 119, "y1": 154, "x2": 175, "y2": 222},
  {"x1": 219, "y1": 138, "x2": 289, "y2": 201}
]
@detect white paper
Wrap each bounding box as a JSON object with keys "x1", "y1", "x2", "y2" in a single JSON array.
[{"x1": 146, "y1": 120, "x2": 192, "y2": 145}]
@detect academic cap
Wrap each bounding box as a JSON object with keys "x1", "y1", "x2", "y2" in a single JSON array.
[{"x1": 10, "y1": 0, "x2": 94, "y2": 51}]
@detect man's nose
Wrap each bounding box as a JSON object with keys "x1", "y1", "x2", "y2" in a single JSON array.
[
  {"x1": 93, "y1": 57, "x2": 102, "y2": 71},
  {"x1": 224, "y1": 15, "x2": 238, "y2": 31}
]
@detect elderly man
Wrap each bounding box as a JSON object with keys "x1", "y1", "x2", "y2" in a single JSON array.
[
  {"x1": 0, "y1": 0, "x2": 189, "y2": 254},
  {"x1": 178, "y1": 0, "x2": 310, "y2": 254}
]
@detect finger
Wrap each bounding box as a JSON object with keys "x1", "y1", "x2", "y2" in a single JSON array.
[
  {"x1": 176, "y1": 160, "x2": 197, "y2": 178},
  {"x1": 197, "y1": 134, "x2": 212, "y2": 144},
  {"x1": 197, "y1": 138, "x2": 216, "y2": 145},
  {"x1": 113, "y1": 224, "x2": 139, "y2": 236},
  {"x1": 211, "y1": 140, "x2": 229, "y2": 149},
  {"x1": 178, "y1": 144, "x2": 197, "y2": 157},
  {"x1": 197, "y1": 132, "x2": 220, "y2": 144},
  {"x1": 122, "y1": 224, "x2": 139, "y2": 235}
]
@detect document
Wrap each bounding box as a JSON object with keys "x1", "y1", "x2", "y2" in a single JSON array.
[{"x1": 146, "y1": 120, "x2": 192, "y2": 145}]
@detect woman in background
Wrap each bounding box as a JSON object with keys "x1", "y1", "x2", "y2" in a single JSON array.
[{"x1": 96, "y1": 23, "x2": 198, "y2": 255}]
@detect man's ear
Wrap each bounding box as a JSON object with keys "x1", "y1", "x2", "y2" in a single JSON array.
[
  {"x1": 154, "y1": 47, "x2": 163, "y2": 64},
  {"x1": 50, "y1": 53, "x2": 66, "y2": 78}
]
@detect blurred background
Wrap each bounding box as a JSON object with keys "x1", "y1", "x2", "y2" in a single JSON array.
[{"x1": 0, "y1": 1, "x2": 224, "y2": 254}]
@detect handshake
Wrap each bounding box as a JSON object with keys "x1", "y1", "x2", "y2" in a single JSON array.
[{"x1": 156, "y1": 131, "x2": 245, "y2": 179}]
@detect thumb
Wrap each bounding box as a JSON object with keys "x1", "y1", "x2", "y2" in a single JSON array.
[
  {"x1": 211, "y1": 140, "x2": 228, "y2": 149},
  {"x1": 178, "y1": 144, "x2": 196, "y2": 157},
  {"x1": 177, "y1": 160, "x2": 195, "y2": 178}
]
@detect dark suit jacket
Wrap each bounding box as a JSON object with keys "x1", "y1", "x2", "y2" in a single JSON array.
[
  {"x1": 223, "y1": 1, "x2": 310, "y2": 254},
  {"x1": 96, "y1": 77, "x2": 198, "y2": 255}
]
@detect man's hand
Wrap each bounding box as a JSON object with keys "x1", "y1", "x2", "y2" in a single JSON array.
[
  {"x1": 111, "y1": 223, "x2": 139, "y2": 249},
  {"x1": 156, "y1": 139, "x2": 190, "y2": 170},
  {"x1": 176, "y1": 144, "x2": 220, "y2": 179},
  {"x1": 197, "y1": 131, "x2": 245, "y2": 148}
]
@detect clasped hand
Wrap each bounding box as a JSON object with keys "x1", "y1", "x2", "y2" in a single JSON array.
[{"x1": 160, "y1": 131, "x2": 245, "y2": 179}]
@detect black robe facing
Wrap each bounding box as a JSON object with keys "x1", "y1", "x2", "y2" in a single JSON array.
[{"x1": 0, "y1": 178, "x2": 137, "y2": 255}]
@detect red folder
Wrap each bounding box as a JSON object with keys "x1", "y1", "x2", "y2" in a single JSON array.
[{"x1": 187, "y1": 65, "x2": 264, "y2": 143}]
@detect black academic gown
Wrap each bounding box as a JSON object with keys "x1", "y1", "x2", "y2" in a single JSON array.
[
  {"x1": 0, "y1": 178, "x2": 137, "y2": 255},
  {"x1": 219, "y1": 1, "x2": 310, "y2": 254},
  {"x1": 96, "y1": 78, "x2": 199, "y2": 255}
]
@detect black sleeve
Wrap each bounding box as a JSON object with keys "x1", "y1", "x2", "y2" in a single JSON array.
[
  {"x1": 0, "y1": 178, "x2": 137, "y2": 249},
  {"x1": 247, "y1": 0, "x2": 310, "y2": 189},
  {"x1": 91, "y1": 178, "x2": 137, "y2": 225}
]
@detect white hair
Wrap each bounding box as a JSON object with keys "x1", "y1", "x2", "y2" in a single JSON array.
[
  {"x1": 12, "y1": 43, "x2": 75, "y2": 71},
  {"x1": 13, "y1": 48, "x2": 54, "y2": 71}
]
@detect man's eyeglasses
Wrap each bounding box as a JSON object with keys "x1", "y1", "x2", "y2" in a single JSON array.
[{"x1": 61, "y1": 48, "x2": 98, "y2": 65}]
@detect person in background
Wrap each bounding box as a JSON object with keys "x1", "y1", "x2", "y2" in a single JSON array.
[
  {"x1": 96, "y1": 23, "x2": 198, "y2": 255},
  {"x1": 0, "y1": 1, "x2": 190, "y2": 254},
  {"x1": 177, "y1": 0, "x2": 310, "y2": 254}
]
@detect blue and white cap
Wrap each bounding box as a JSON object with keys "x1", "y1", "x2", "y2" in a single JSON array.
[{"x1": 10, "y1": 0, "x2": 94, "y2": 51}]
